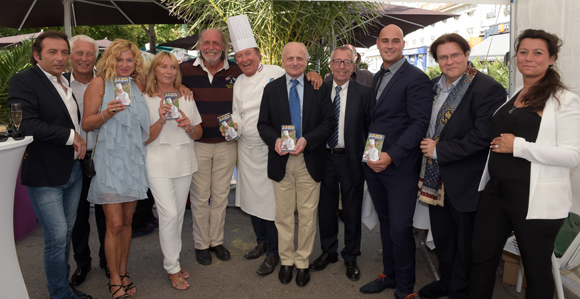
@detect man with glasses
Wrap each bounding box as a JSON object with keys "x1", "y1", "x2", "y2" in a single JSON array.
[
  {"x1": 417, "y1": 33, "x2": 505, "y2": 299},
  {"x1": 309, "y1": 46, "x2": 373, "y2": 281},
  {"x1": 324, "y1": 44, "x2": 374, "y2": 87}
]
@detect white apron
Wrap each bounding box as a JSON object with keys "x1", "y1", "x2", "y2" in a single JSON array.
[{"x1": 232, "y1": 64, "x2": 285, "y2": 221}]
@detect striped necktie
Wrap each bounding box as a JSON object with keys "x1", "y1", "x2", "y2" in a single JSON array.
[{"x1": 327, "y1": 86, "x2": 342, "y2": 149}]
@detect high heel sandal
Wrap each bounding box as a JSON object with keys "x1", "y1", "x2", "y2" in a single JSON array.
[
  {"x1": 108, "y1": 283, "x2": 129, "y2": 299},
  {"x1": 120, "y1": 272, "x2": 137, "y2": 297},
  {"x1": 167, "y1": 271, "x2": 190, "y2": 291}
]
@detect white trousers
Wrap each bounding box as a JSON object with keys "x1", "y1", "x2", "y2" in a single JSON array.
[{"x1": 148, "y1": 175, "x2": 192, "y2": 274}]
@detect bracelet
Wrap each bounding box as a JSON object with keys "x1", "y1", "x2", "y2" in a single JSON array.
[
  {"x1": 101, "y1": 111, "x2": 106, "y2": 122},
  {"x1": 159, "y1": 120, "x2": 166, "y2": 125},
  {"x1": 187, "y1": 127, "x2": 194, "y2": 135}
]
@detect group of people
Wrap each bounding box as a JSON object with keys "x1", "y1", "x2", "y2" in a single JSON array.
[{"x1": 7, "y1": 12, "x2": 580, "y2": 299}]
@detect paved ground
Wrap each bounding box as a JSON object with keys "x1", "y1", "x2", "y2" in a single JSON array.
[{"x1": 15, "y1": 192, "x2": 578, "y2": 299}]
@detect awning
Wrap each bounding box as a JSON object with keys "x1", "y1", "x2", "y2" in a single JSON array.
[{"x1": 468, "y1": 33, "x2": 510, "y2": 61}]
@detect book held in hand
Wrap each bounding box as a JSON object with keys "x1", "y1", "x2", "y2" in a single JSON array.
[
  {"x1": 113, "y1": 77, "x2": 131, "y2": 107},
  {"x1": 281, "y1": 125, "x2": 297, "y2": 152},
  {"x1": 163, "y1": 92, "x2": 181, "y2": 120},
  {"x1": 362, "y1": 133, "x2": 385, "y2": 162},
  {"x1": 218, "y1": 113, "x2": 238, "y2": 142}
]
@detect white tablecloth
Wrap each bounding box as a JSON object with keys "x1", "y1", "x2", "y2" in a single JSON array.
[{"x1": 0, "y1": 136, "x2": 33, "y2": 299}]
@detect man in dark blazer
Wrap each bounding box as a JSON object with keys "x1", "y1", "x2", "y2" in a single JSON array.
[
  {"x1": 309, "y1": 46, "x2": 373, "y2": 281},
  {"x1": 417, "y1": 34, "x2": 506, "y2": 299},
  {"x1": 257, "y1": 42, "x2": 335, "y2": 288},
  {"x1": 7, "y1": 31, "x2": 90, "y2": 299},
  {"x1": 359, "y1": 25, "x2": 432, "y2": 299}
]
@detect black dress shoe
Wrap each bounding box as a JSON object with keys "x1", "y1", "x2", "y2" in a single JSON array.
[
  {"x1": 70, "y1": 265, "x2": 91, "y2": 286},
  {"x1": 70, "y1": 286, "x2": 93, "y2": 299},
  {"x1": 278, "y1": 265, "x2": 294, "y2": 284},
  {"x1": 295, "y1": 268, "x2": 310, "y2": 287},
  {"x1": 345, "y1": 261, "x2": 360, "y2": 281},
  {"x1": 359, "y1": 273, "x2": 397, "y2": 294},
  {"x1": 209, "y1": 245, "x2": 231, "y2": 261},
  {"x1": 309, "y1": 252, "x2": 338, "y2": 271},
  {"x1": 418, "y1": 280, "x2": 448, "y2": 299},
  {"x1": 99, "y1": 260, "x2": 110, "y2": 278},
  {"x1": 257, "y1": 255, "x2": 280, "y2": 275},
  {"x1": 196, "y1": 249, "x2": 212, "y2": 265},
  {"x1": 395, "y1": 288, "x2": 418, "y2": 299},
  {"x1": 244, "y1": 243, "x2": 267, "y2": 260}
]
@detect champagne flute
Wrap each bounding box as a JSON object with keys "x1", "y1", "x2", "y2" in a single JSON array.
[{"x1": 11, "y1": 103, "x2": 22, "y2": 132}]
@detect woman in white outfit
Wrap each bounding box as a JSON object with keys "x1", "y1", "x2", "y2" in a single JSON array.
[
  {"x1": 143, "y1": 52, "x2": 203, "y2": 290},
  {"x1": 470, "y1": 29, "x2": 580, "y2": 298}
]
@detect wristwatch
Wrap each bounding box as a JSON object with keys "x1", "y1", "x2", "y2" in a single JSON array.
[{"x1": 187, "y1": 127, "x2": 194, "y2": 135}]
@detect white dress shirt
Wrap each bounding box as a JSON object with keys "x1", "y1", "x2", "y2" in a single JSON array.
[{"x1": 38, "y1": 66, "x2": 79, "y2": 157}]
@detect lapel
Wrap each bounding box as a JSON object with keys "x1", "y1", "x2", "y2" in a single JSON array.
[
  {"x1": 529, "y1": 93, "x2": 557, "y2": 201},
  {"x1": 374, "y1": 60, "x2": 408, "y2": 116},
  {"x1": 276, "y1": 76, "x2": 292, "y2": 124},
  {"x1": 302, "y1": 78, "x2": 314, "y2": 128},
  {"x1": 345, "y1": 79, "x2": 357, "y2": 130},
  {"x1": 32, "y1": 65, "x2": 74, "y2": 125}
]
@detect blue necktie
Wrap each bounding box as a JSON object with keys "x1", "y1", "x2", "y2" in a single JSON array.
[
  {"x1": 289, "y1": 79, "x2": 301, "y2": 139},
  {"x1": 328, "y1": 86, "x2": 341, "y2": 149}
]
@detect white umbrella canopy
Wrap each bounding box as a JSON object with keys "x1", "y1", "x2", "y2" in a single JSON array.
[{"x1": 0, "y1": 31, "x2": 43, "y2": 48}]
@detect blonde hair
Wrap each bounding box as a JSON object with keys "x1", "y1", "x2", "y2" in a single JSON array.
[
  {"x1": 144, "y1": 51, "x2": 183, "y2": 97},
  {"x1": 96, "y1": 39, "x2": 144, "y2": 82}
]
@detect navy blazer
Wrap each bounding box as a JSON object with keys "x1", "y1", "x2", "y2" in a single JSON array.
[
  {"x1": 324, "y1": 79, "x2": 373, "y2": 185},
  {"x1": 7, "y1": 65, "x2": 78, "y2": 186},
  {"x1": 370, "y1": 59, "x2": 432, "y2": 175},
  {"x1": 433, "y1": 72, "x2": 506, "y2": 212},
  {"x1": 257, "y1": 75, "x2": 335, "y2": 182}
]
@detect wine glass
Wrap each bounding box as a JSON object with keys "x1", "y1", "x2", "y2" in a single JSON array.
[{"x1": 11, "y1": 103, "x2": 22, "y2": 133}]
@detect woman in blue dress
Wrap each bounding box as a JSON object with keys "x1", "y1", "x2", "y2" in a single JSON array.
[{"x1": 82, "y1": 39, "x2": 149, "y2": 299}]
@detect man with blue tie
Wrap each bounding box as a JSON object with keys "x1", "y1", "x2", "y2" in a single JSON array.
[
  {"x1": 257, "y1": 42, "x2": 335, "y2": 287},
  {"x1": 359, "y1": 25, "x2": 432, "y2": 299}
]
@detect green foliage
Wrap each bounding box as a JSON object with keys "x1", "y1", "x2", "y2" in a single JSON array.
[
  {"x1": 163, "y1": 0, "x2": 379, "y2": 66},
  {"x1": 306, "y1": 44, "x2": 331, "y2": 78},
  {"x1": 0, "y1": 39, "x2": 33, "y2": 126},
  {"x1": 425, "y1": 65, "x2": 442, "y2": 80},
  {"x1": 472, "y1": 58, "x2": 509, "y2": 91},
  {"x1": 425, "y1": 58, "x2": 509, "y2": 91}
]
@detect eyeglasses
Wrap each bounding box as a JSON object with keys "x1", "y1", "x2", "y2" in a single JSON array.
[
  {"x1": 330, "y1": 59, "x2": 353, "y2": 66},
  {"x1": 438, "y1": 52, "x2": 464, "y2": 62}
]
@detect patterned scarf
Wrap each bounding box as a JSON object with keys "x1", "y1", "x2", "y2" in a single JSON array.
[{"x1": 418, "y1": 61, "x2": 478, "y2": 206}]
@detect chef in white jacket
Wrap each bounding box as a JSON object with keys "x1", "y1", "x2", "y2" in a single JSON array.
[{"x1": 227, "y1": 15, "x2": 323, "y2": 276}]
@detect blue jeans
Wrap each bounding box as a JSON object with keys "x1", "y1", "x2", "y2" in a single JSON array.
[{"x1": 28, "y1": 161, "x2": 82, "y2": 299}]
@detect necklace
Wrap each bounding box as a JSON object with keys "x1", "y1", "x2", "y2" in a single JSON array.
[{"x1": 508, "y1": 104, "x2": 519, "y2": 114}]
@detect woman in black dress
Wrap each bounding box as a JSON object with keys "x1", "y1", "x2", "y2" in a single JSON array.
[{"x1": 470, "y1": 29, "x2": 580, "y2": 298}]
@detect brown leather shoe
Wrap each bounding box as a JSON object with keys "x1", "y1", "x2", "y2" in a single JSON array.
[
  {"x1": 244, "y1": 243, "x2": 267, "y2": 260},
  {"x1": 257, "y1": 255, "x2": 280, "y2": 275}
]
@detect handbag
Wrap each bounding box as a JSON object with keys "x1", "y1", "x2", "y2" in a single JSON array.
[
  {"x1": 554, "y1": 212, "x2": 580, "y2": 258},
  {"x1": 80, "y1": 78, "x2": 105, "y2": 178}
]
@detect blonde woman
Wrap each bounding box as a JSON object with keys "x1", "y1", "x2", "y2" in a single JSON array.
[
  {"x1": 82, "y1": 39, "x2": 149, "y2": 299},
  {"x1": 143, "y1": 52, "x2": 202, "y2": 290}
]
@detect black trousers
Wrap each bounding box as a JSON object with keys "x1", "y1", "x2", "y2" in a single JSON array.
[
  {"x1": 132, "y1": 189, "x2": 157, "y2": 230},
  {"x1": 470, "y1": 179, "x2": 564, "y2": 299},
  {"x1": 71, "y1": 174, "x2": 106, "y2": 268},
  {"x1": 250, "y1": 215, "x2": 278, "y2": 257},
  {"x1": 318, "y1": 152, "x2": 364, "y2": 262},
  {"x1": 429, "y1": 194, "x2": 476, "y2": 299},
  {"x1": 365, "y1": 167, "x2": 418, "y2": 294}
]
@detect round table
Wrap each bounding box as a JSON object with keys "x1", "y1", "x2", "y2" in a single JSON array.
[{"x1": 0, "y1": 136, "x2": 33, "y2": 298}]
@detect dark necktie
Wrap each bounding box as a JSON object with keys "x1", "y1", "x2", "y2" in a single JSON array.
[
  {"x1": 327, "y1": 86, "x2": 342, "y2": 149},
  {"x1": 289, "y1": 79, "x2": 301, "y2": 139}
]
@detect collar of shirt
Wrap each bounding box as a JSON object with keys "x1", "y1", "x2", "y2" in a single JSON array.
[
  {"x1": 38, "y1": 65, "x2": 70, "y2": 91},
  {"x1": 193, "y1": 56, "x2": 229, "y2": 73},
  {"x1": 380, "y1": 56, "x2": 406, "y2": 76},
  {"x1": 332, "y1": 79, "x2": 349, "y2": 96},
  {"x1": 437, "y1": 74, "x2": 464, "y2": 93},
  {"x1": 70, "y1": 69, "x2": 96, "y2": 87}
]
